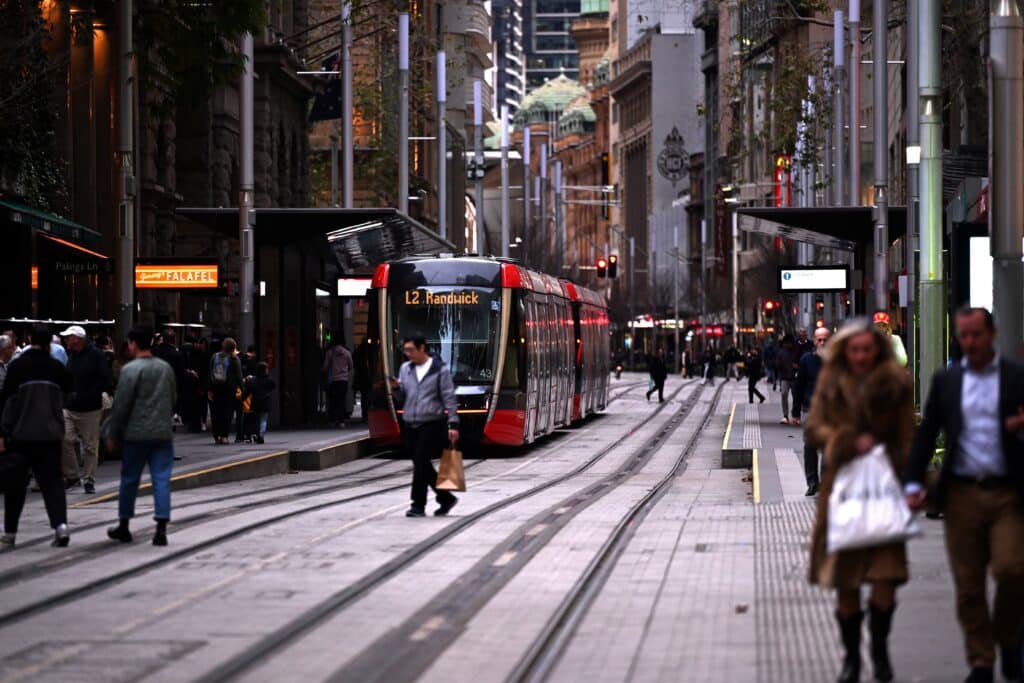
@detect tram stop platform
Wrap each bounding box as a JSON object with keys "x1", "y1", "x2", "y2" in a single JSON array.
[
  {"x1": 67, "y1": 424, "x2": 377, "y2": 510},
  {"x1": 712, "y1": 376, "x2": 965, "y2": 681}
]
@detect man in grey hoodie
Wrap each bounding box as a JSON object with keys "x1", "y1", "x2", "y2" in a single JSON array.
[
  {"x1": 104, "y1": 326, "x2": 177, "y2": 546},
  {"x1": 389, "y1": 336, "x2": 460, "y2": 518}
]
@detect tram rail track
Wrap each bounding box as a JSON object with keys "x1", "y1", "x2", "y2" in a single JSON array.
[
  {"x1": 194, "y1": 379, "x2": 703, "y2": 683},
  {"x1": 0, "y1": 381, "x2": 654, "y2": 631}
]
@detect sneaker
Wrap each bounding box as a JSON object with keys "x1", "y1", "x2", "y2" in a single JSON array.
[
  {"x1": 435, "y1": 496, "x2": 458, "y2": 516},
  {"x1": 83, "y1": 482, "x2": 95, "y2": 494},
  {"x1": 64, "y1": 478, "x2": 80, "y2": 491},
  {"x1": 405, "y1": 506, "x2": 426, "y2": 518},
  {"x1": 0, "y1": 534, "x2": 15, "y2": 548},
  {"x1": 107, "y1": 525, "x2": 132, "y2": 543},
  {"x1": 51, "y1": 523, "x2": 70, "y2": 547}
]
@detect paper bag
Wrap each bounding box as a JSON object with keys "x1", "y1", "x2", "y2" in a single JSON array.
[{"x1": 436, "y1": 443, "x2": 466, "y2": 492}]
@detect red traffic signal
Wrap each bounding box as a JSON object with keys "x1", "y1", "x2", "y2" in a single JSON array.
[
  {"x1": 608, "y1": 254, "x2": 618, "y2": 278},
  {"x1": 764, "y1": 300, "x2": 775, "y2": 311},
  {"x1": 597, "y1": 258, "x2": 608, "y2": 278}
]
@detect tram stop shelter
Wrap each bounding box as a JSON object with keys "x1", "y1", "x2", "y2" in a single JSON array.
[
  {"x1": 735, "y1": 205, "x2": 908, "y2": 316},
  {"x1": 177, "y1": 207, "x2": 454, "y2": 427}
]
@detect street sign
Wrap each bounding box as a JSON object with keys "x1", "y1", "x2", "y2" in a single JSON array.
[{"x1": 778, "y1": 266, "x2": 849, "y2": 292}]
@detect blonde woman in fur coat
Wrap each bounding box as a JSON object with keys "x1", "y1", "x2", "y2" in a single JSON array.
[{"x1": 805, "y1": 318, "x2": 916, "y2": 683}]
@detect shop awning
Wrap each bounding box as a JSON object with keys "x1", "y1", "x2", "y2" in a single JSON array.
[
  {"x1": 0, "y1": 199, "x2": 105, "y2": 247},
  {"x1": 737, "y1": 206, "x2": 907, "y2": 250},
  {"x1": 176, "y1": 207, "x2": 455, "y2": 274}
]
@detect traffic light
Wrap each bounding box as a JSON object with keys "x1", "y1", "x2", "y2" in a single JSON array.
[
  {"x1": 597, "y1": 258, "x2": 607, "y2": 278},
  {"x1": 608, "y1": 254, "x2": 618, "y2": 278},
  {"x1": 763, "y1": 299, "x2": 775, "y2": 321},
  {"x1": 815, "y1": 296, "x2": 825, "y2": 312}
]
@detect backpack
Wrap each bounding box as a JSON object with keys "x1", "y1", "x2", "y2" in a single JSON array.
[{"x1": 211, "y1": 354, "x2": 229, "y2": 384}]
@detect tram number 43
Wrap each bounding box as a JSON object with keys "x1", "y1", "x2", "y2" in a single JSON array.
[{"x1": 403, "y1": 289, "x2": 482, "y2": 306}]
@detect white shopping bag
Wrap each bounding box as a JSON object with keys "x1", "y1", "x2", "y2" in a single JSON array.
[{"x1": 827, "y1": 444, "x2": 921, "y2": 553}]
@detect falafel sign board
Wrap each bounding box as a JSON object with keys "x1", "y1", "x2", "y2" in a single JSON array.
[{"x1": 777, "y1": 266, "x2": 849, "y2": 293}]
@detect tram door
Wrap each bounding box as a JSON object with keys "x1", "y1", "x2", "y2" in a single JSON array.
[
  {"x1": 537, "y1": 296, "x2": 553, "y2": 435},
  {"x1": 525, "y1": 297, "x2": 539, "y2": 442}
]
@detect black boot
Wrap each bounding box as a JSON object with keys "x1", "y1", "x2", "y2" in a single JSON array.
[
  {"x1": 869, "y1": 603, "x2": 895, "y2": 682},
  {"x1": 836, "y1": 610, "x2": 863, "y2": 683},
  {"x1": 153, "y1": 518, "x2": 168, "y2": 546},
  {"x1": 107, "y1": 519, "x2": 132, "y2": 543}
]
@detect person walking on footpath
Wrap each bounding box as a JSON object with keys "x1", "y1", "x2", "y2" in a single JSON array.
[
  {"x1": 804, "y1": 318, "x2": 914, "y2": 683},
  {"x1": 700, "y1": 346, "x2": 717, "y2": 386},
  {"x1": 775, "y1": 334, "x2": 799, "y2": 424},
  {"x1": 796, "y1": 327, "x2": 814, "y2": 359},
  {"x1": 745, "y1": 347, "x2": 766, "y2": 404},
  {"x1": 59, "y1": 325, "x2": 110, "y2": 494},
  {"x1": 104, "y1": 326, "x2": 177, "y2": 546},
  {"x1": 389, "y1": 336, "x2": 459, "y2": 518},
  {"x1": 763, "y1": 337, "x2": 778, "y2": 390},
  {"x1": 645, "y1": 348, "x2": 668, "y2": 402},
  {"x1": 792, "y1": 326, "x2": 831, "y2": 496},
  {"x1": 323, "y1": 334, "x2": 354, "y2": 426},
  {"x1": 0, "y1": 326, "x2": 73, "y2": 548},
  {"x1": 207, "y1": 338, "x2": 243, "y2": 445},
  {"x1": 905, "y1": 307, "x2": 1024, "y2": 683},
  {"x1": 724, "y1": 344, "x2": 741, "y2": 381}
]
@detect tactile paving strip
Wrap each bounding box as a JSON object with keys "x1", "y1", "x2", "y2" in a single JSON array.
[
  {"x1": 743, "y1": 404, "x2": 762, "y2": 449},
  {"x1": 754, "y1": 501, "x2": 840, "y2": 683}
]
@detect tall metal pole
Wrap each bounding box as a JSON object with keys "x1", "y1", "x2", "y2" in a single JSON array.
[
  {"x1": 523, "y1": 127, "x2": 532, "y2": 265},
  {"x1": 437, "y1": 51, "x2": 447, "y2": 240},
  {"x1": 342, "y1": 2, "x2": 353, "y2": 208},
  {"x1": 824, "y1": 66, "x2": 833, "y2": 205},
  {"x1": 700, "y1": 218, "x2": 707, "y2": 351},
  {"x1": 872, "y1": 0, "x2": 889, "y2": 311},
  {"x1": 833, "y1": 11, "x2": 847, "y2": 207},
  {"x1": 629, "y1": 236, "x2": 636, "y2": 366},
  {"x1": 731, "y1": 210, "x2": 739, "y2": 348},
  {"x1": 919, "y1": 0, "x2": 944, "y2": 399},
  {"x1": 116, "y1": 0, "x2": 135, "y2": 338},
  {"x1": 473, "y1": 78, "x2": 484, "y2": 253},
  {"x1": 398, "y1": 13, "x2": 409, "y2": 215},
  {"x1": 673, "y1": 220, "x2": 680, "y2": 373},
  {"x1": 849, "y1": 0, "x2": 861, "y2": 205},
  {"x1": 906, "y1": 0, "x2": 919, "y2": 397},
  {"x1": 554, "y1": 159, "x2": 564, "y2": 271},
  {"x1": 500, "y1": 104, "x2": 510, "y2": 258},
  {"x1": 330, "y1": 130, "x2": 339, "y2": 205},
  {"x1": 239, "y1": 33, "x2": 255, "y2": 350},
  {"x1": 540, "y1": 143, "x2": 547, "y2": 264},
  {"x1": 990, "y1": 0, "x2": 1024, "y2": 356}
]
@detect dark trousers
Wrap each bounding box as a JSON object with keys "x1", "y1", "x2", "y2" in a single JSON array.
[
  {"x1": 803, "y1": 432, "x2": 820, "y2": 487},
  {"x1": 329, "y1": 380, "x2": 349, "y2": 422},
  {"x1": 210, "y1": 385, "x2": 235, "y2": 439},
  {"x1": 646, "y1": 379, "x2": 665, "y2": 402},
  {"x1": 403, "y1": 420, "x2": 455, "y2": 510},
  {"x1": 3, "y1": 441, "x2": 67, "y2": 533},
  {"x1": 748, "y1": 377, "x2": 765, "y2": 403}
]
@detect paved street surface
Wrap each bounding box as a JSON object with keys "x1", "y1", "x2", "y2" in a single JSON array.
[{"x1": 0, "y1": 374, "x2": 968, "y2": 682}]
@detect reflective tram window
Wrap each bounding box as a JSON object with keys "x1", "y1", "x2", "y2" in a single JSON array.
[{"x1": 390, "y1": 286, "x2": 499, "y2": 384}]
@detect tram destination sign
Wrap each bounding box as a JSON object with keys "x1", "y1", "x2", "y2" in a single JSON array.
[
  {"x1": 777, "y1": 266, "x2": 849, "y2": 293},
  {"x1": 403, "y1": 289, "x2": 481, "y2": 306}
]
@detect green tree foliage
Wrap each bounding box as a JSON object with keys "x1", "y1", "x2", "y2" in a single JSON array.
[{"x1": 0, "y1": 0, "x2": 69, "y2": 212}]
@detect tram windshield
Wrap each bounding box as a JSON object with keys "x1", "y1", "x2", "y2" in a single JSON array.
[{"x1": 389, "y1": 285, "x2": 501, "y2": 385}]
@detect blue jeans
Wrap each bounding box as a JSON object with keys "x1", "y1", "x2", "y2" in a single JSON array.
[
  {"x1": 119, "y1": 441, "x2": 174, "y2": 521},
  {"x1": 259, "y1": 412, "x2": 269, "y2": 437}
]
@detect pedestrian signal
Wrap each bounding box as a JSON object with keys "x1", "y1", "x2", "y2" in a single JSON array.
[
  {"x1": 608, "y1": 254, "x2": 618, "y2": 278},
  {"x1": 597, "y1": 258, "x2": 607, "y2": 278}
]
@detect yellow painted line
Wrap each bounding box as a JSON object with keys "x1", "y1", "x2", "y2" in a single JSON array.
[
  {"x1": 752, "y1": 448, "x2": 761, "y2": 504},
  {"x1": 70, "y1": 449, "x2": 291, "y2": 508},
  {"x1": 722, "y1": 402, "x2": 737, "y2": 451}
]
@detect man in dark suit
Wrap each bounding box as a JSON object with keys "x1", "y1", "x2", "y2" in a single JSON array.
[{"x1": 906, "y1": 306, "x2": 1024, "y2": 683}]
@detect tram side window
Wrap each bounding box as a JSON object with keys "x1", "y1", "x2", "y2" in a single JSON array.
[{"x1": 502, "y1": 296, "x2": 525, "y2": 389}]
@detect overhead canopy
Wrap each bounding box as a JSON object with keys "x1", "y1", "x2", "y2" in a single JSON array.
[
  {"x1": 0, "y1": 199, "x2": 105, "y2": 247},
  {"x1": 737, "y1": 206, "x2": 907, "y2": 250},
  {"x1": 176, "y1": 207, "x2": 455, "y2": 274}
]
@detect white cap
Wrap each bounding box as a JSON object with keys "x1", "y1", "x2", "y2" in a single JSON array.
[{"x1": 59, "y1": 325, "x2": 87, "y2": 338}]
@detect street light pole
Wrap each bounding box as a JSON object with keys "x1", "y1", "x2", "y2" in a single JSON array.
[
  {"x1": 398, "y1": 13, "x2": 409, "y2": 215},
  {"x1": 849, "y1": 0, "x2": 861, "y2": 205},
  {"x1": 116, "y1": 0, "x2": 135, "y2": 339},
  {"x1": 523, "y1": 127, "x2": 531, "y2": 265},
  {"x1": 629, "y1": 235, "x2": 636, "y2": 367},
  {"x1": 239, "y1": 32, "x2": 255, "y2": 350},
  {"x1": 990, "y1": 0, "x2": 1024, "y2": 356},
  {"x1": 834, "y1": 10, "x2": 846, "y2": 206},
  {"x1": 872, "y1": 0, "x2": 889, "y2": 311},
  {"x1": 919, "y1": 0, "x2": 945, "y2": 399},
  {"x1": 437, "y1": 51, "x2": 447, "y2": 240},
  {"x1": 554, "y1": 159, "x2": 564, "y2": 270},
  {"x1": 500, "y1": 104, "x2": 510, "y2": 258},
  {"x1": 674, "y1": 221, "x2": 680, "y2": 374},
  {"x1": 473, "y1": 78, "x2": 484, "y2": 253},
  {"x1": 342, "y1": 1, "x2": 353, "y2": 208},
  {"x1": 906, "y1": 0, "x2": 919, "y2": 398}
]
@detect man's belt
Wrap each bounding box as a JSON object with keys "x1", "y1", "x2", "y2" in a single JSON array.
[{"x1": 950, "y1": 473, "x2": 1014, "y2": 490}]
